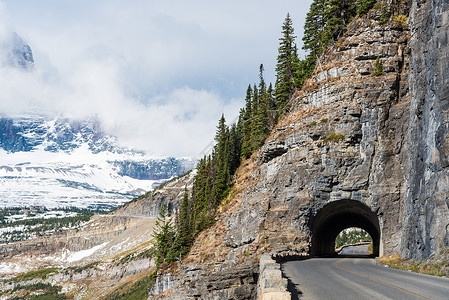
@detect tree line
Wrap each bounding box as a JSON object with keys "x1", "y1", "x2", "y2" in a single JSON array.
[{"x1": 151, "y1": 0, "x2": 379, "y2": 268}]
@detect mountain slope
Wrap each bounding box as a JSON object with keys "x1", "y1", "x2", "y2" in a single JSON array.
[{"x1": 0, "y1": 114, "x2": 196, "y2": 209}]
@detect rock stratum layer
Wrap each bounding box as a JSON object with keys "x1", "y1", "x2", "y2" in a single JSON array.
[{"x1": 143, "y1": 1, "x2": 449, "y2": 298}]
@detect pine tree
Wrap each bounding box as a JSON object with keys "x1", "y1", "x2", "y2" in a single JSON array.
[
  {"x1": 323, "y1": 0, "x2": 354, "y2": 45},
  {"x1": 303, "y1": 0, "x2": 327, "y2": 59},
  {"x1": 151, "y1": 205, "x2": 175, "y2": 267},
  {"x1": 240, "y1": 85, "x2": 253, "y2": 159},
  {"x1": 251, "y1": 64, "x2": 270, "y2": 149},
  {"x1": 252, "y1": 84, "x2": 259, "y2": 116},
  {"x1": 211, "y1": 115, "x2": 230, "y2": 207},
  {"x1": 266, "y1": 83, "x2": 278, "y2": 128},
  {"x1": 167, "y1": 187, "x2": 192, "y2": 261},
  {"x1": 356, "y1": 0, "x2": 376, "y2": 16},
  {"x1": 275, "y1": 13, "x2": 299, "y2": 112},
  {"x1": 228, "y1": 124, "x2": 241, "y2": 175}
]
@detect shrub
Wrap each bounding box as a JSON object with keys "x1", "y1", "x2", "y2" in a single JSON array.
[
  {"x1": 372, "y1": 56, "x2": 383, "y2": 76},
  {"x1": 6, "y1": 267, "x2": 60, "y2": 283},
  {"x1": 323, "y1": 132, "x2": 345, "y2": 144},
  {"x1": 104, "y1": 271, "x2": 157, "y2": 300},
  {"x1": 393, "y1": 14, "x2": 408, "y2": 27},
  {"x1": 378, "y1": 6, "x2": 391, "y2": 25},
  {"x1": 308, "y1": 121, "x2": 317, "y2": 127}
]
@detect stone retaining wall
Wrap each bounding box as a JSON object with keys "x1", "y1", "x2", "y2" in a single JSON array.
[{"x1": 257, "y1": 254, "x2": 291, "y2": 300}]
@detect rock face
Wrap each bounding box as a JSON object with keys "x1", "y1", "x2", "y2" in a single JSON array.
[
  {"x1": 113, "y1": 169, "x2": 196, "y2": 218},
  {"x1": 145, "y1": 1, "x2": 449, "y2": 298},
  {"x1": 404, "y1": 0, "x2": 449, "y2": 259},
  {"x1": 234, "y1": 14, "x2": 411, "y2": 258}
]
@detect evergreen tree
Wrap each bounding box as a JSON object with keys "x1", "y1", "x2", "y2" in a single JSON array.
[
  {"x1": 211, "y1": 115, "x2": 230, "y2": 206},
  {"x1": 303, "y1": 0, "x2": 327, "y2": 59},
  {"x1": 151, "y1": 205, "x2": 175, "y2": 267},
  {"x1": 228, "y1": 124, "x2": 241, "y2": 175},
  {"x1": 240, "y1": 85, "x2": 253, "y2": 159},
  {"x1": 323, "y1": 0, "x2": 355, "y2": 43},
  {"x1": 266, "y1": 83, "x2": 277, "y2": 128},
  {"x1": 167, "y1": 187, "x2": 192, "y2": 261},
  {"x1": 251, "y1": 64, "x2": 270, "y2": 149},
  {"x1": 267, "y1": 83, "x2": 275, "y2": 111},
  {"x1": 275, "y1": 13, "x2": 299, "y2": 111},
  {"x1": 356, "y1": 0, "x2": 376, "y2": 16},
  {"x1": 252, "y1": 84, "x2": 259, "y2": 116}
]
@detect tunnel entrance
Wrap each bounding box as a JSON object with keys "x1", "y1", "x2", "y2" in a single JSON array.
[{"x1": 310, "y1": 200, "x2": 380, "y2": 257}]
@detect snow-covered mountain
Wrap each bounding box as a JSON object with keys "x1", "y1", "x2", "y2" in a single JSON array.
[
  {"x1": 0, "y1": 33, "x2": 196, "y2": 209},
  {"x1": 0, "y1": 114, "x2": 196, "y2": 209},
  {"x1": 0, "y1": 32, "x2": 34, "y2": 70}
]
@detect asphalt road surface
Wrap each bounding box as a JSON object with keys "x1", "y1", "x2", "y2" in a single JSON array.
[
  {"x1": 338, "y1": 243, "x2": 370, "y2": 255},
  {"x1": 282, "y1": 258, "x2": 449, "y2": 300}
]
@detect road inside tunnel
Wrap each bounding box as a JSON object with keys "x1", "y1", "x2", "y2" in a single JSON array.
[{"x1": 310, "y1": 200, "x2": 380, "y2": 257}]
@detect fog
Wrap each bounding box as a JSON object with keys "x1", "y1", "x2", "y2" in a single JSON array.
[{"x1": 0, "y1": 0, "x2": 312, "y2": 156}]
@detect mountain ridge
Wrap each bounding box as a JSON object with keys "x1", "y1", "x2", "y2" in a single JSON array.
[{"x1": 0, "y1": 114, "x2": 196, "y2": 209}]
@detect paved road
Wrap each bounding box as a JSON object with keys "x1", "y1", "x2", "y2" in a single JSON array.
[
  {"x1": 338, "y1": 243, "x2": 370, "y2": 255},
  {"x1": 282, "y1": 258, "x2": 449, "y2": 300}
]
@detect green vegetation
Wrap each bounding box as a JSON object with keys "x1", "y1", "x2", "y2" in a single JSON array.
[
  {"x1": 150, "y1": 0, "x2": 400, "y2": 276},
  {"x1": 0, "y1": 206, "x2": 109, "y2": 242},
  {"x1": 372, "y1": 56, "x2": 383, "y2": 76},
  {"x1": 392, "y1": 14, "x2": 408, "y2": 27},
  {"x1": 67, "y1": 261, "x2": 101, "y2": 274},
  {"x1": 151, "y1": 205, "x2": 176, "y2": 267},
  {"x1": 357, "y1": 0, "x2": 377, "y2": 16},
  {"x1": 378, "y1": 4, "x2": 391, "y2": 24},
  {"x1": 118, "y1": 249, "x2": 152, "y2": 265},
  {"x1": 323, "y1": 131, "x2": 345, "y2": 143},
  {"x1": 275, "y1": 13, "x2": 300, "y2": 111},
  {"x1": 5, "y1": 267, "x2": 60, "y2": 283},
  {"x1": 301, "y1": 0, "x2": 377, "y2": 87},
  {"x1": 104, "y1": 271, "x2": 157, "y2": 300},
  {"x1": 8, "y1": 283, "x2": 66, "y2": 300},
  {"x1": 335, "y1": 228, "x2": 372, "y2": 249}
]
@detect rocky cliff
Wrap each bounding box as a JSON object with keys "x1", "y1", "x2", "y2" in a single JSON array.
[
  {"x1": 147, "y1": 1, "x2": 449, "y2": 298},
  {"x1": 404, "y1": 0, "x2": 449, "y2": 259}
]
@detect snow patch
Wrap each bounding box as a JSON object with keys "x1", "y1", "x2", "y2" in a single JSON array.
[{"x1": 63, "y1": 242, "x2": 109, "y2": 263}]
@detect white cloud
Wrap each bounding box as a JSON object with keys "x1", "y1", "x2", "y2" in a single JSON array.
[{"x1": 0, "y1": 0, "x2": 313, "y2": 156}]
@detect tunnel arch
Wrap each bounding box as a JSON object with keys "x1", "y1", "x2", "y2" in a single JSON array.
[{"x1": 310, "y1": 200, "x2": 380, "y2": 257}]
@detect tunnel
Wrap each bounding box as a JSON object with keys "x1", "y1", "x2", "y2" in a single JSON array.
[{"x1": 310, "y1": 200, "x2": 380, "y2": 257}]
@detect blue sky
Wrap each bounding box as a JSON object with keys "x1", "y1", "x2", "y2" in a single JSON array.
[{"x1": 0, "y1": 0, "x2": 313, "y2": 156}]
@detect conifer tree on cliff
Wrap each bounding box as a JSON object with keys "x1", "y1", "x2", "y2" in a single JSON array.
[
  {"x1": 275, "y1": 13, "x2": 299, "y2": 112},
  {"x1": 151, "y1": 205, "x2": 175, "y2": 267},
  {"x1": 251, "y1": 64, "x2": 270, "y2": 149},
  {"x1": 240, "y1": 85, "x2": 253, "y2": 159},
  {"x1": 303, "y1": 0, "x2": 327, "y2": 59},
  {"x1": 211, "y1": 114, "x2": 229, "y2": 207},
  {"x1": 356, "y1": 0, "x2": 376, "y2": 16},
  {"x1": 167, "y1": 187, "x2": 192, "y2": 261},
  {"x1": 324, "y1": 0, "x2": 355, "y2": 42}
]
